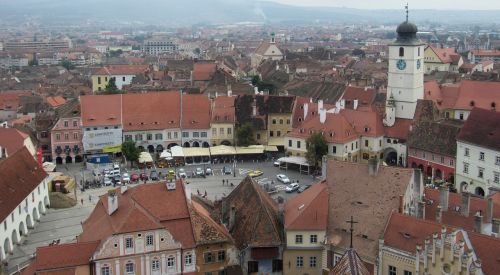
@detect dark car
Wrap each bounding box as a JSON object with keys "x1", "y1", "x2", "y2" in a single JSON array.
[
  {"x1": 150, "y1": 170, "x2": 159, "y2": 180},
  {"x1": 223, "y1": 166, "x2": 232, "y2": 175},
  {"x1": 140, "y1": 173, "x2": 149, "y2": 181},
  {"x1": 297, "y1": 184, "x2": 312, "y2": 193}
]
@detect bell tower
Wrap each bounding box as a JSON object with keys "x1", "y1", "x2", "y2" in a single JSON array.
[{"x1": 385, "y1": 5, "x2": 425, "y2": 126}]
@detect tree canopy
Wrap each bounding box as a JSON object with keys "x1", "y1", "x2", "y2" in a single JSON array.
[
  {"x1": 105, "y1": 77, "x2": 120, "y2": 94},
  {"x1": 236, "y1": 122, "x2": 256, "y2": 147},
  {"x1": 305, "y1": 132, "x2": 328, "y2": 168},
  {"x1": 122, "y1": 141, "x2": 140, "y2": 163}
]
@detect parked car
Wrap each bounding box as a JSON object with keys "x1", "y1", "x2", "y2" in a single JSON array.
[
  {"x1": 223, "y1": 166, "x2": 232, "y2": 175},
  {"x1": 195, "y1": 167, "x2": 204, "y2": 177},
  {"x1": 113, "y1": 175, "x2": 121, "y2": 184},
  {"x1": 140, "y1": 173, "x2": 149, "y2": 181},
  {"x1": 122, "y1": 173, "x2": 130, "y2": 183},
  {"x1": 297, "y1": 184, "x2": 312, "y2": 193},
  {"x1": 114, "y1": 178, "x2": 122, "y2": 186},
  {"x1": 168, "y1": 170, "x2": 175, "y2": 177},
  {"x1": 248, "y1": 170, "x2": 264, "y2": 178},
  {"x1": 276, "y1": 174, "x2": 290, "y2": 184},
  {"x1": 285, "y1": 183, "x2": 300, "y2": 193},
  {"x1": 178, "y1": 168, "x2": 187, "y2": 178},
  {"x1": 273, "y1": 160, "x2": 281, "y2": 167},
  {"x1": 150, "y1": 170, "x2": 159, "y2": 180},
  {"x1": 130, "y1": 173, "x2": 140, "y2": 182},
  {"x1": 205, "y1": 167, "x2": 213, "y2": 175},
  {"x1": 103, "y1": 177, "x2": 112, "y2": 186}
]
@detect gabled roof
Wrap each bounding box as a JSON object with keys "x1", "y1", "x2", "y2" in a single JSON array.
[
  {"x1": 287, "y1": 112, "x2": 358, "y2": 144},
  {"x1": 46, "y1": 96, "x2": 66, "y2": 108},
  {"x1": 426, "y1": 45, "x2": 458, "y2": 64},
  {"x1": 341, "y1": 108, "x2": 385, "y2": 138},
  {"x1": 407, "y1": 120, "x2": 461, "y2": 157},
  {"x1": 284, "y1": 182, "x2": 328, "y2": 230},
  {"x1": 470, "y1": 49, "x2": 500, "y2": 57},
  {"x1": 330, "y1": 248, "x2": 371, "y2": 275},
  {"x1": 221, "y1": 176, "x2": 283, "y2": 249},
  {"x1": 94, "y1": 65, "x2": 149, "y2": 76},
  {"x1": 80, "y1": 94, "x2": 122, "y2": 127},
  {"x1": 341, "y1": 86, "x2": 376, "y2": 109},
  {"x1": 192, "y1": 63, "x2": 217, "y2": 81},
  {"x1": 182, "y1": 94, "x2": 211, "y2": 129},
  {"x1": 0, "y1": 127, "x2": 29, "y2": 157},
  {"x1": 0, "y1": 148, "x2": 47, "y2": 222},
  {"x1": 453, "y1": 80, "x2": 500, "y2": 111},
  {"x1": 457, "y1": 107, "x2": 500, "y2": 151},
  {"x1": 0, "y1": 91, "x2": 31, "y2": 110},
  {"x1": 190, "y1": 200, "x2": 233, "y2": 245},
  {"x1": 33, "y1": 241, "x2": 100, "y2": 271},
  {"x1": 211, "y1": 96, "x2": 236, "y2": 123}
]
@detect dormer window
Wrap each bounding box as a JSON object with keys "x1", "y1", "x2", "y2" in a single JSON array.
[
  {"x1": 299, "y1": 128, "x2": 304, "y2": 133},
  {"x1": 470, "y1": 101, "x2": 475, "y2": 107},
  {"x1": 329, "y1": 132, "x2": 334, "y2": 137},
  {"x1": 492, "y1": 102, "x2": 496, "y2": 110},
  {"x1": 364, "y1": 127, "x2": 369, "y2": 132}
]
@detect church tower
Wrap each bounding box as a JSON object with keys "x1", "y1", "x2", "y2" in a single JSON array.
[{"x1": 384, "y1": 7, "x2": 424, "y2": 126}]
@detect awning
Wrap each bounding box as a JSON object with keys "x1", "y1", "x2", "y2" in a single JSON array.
[
  {"x1": 267, "y1": 137, "x2": 284, "y2": 146},
  {"x1": 102, "y1": 144, "x2": 122, "y2": 153},
  {"x1": 159, "y1": 150, "x2": 172, "y2": 159},
  {"x1": 170, "y1": 146, "x2": 184, "y2": 157},
  {"x1": 138, "y1": 152, "x2": 153, "y2": 163},
  {"x1": 210, "y1": 145, "x2": 236, "y2": 156},
  {"x1": 277, "y1": 156, "x2": 310, "y2": 166},
  {"x1": 251, "y1": 247, "x2": 279, "y2": 260},
  {"x1": 264, "y1": 145, "x2": 279, "y2": 152},
  {"x1": 235, "y1": 145, "x2": 264, "y2": 155},
  {"x1": 183, "y1": 147, "x2": 210, "y2": 157}
]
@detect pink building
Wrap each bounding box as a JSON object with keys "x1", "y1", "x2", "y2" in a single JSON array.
[{"x1": 50, "y1": 102, "x2": 83, "y2": 164}]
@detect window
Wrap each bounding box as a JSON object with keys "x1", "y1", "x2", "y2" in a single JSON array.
[
  {"x1": 155, "y1": 133, "x2": 162, "y2": 140},
  {"x1": 479, "y1": 152, "x2": 485, "y2": 161},
  {"x1": 494, "y1": 172, "x2": 499, "y2": 184},
  {"x1": 174, "y1": 132, "x2": 178, "y2": 139},
  {"x1": 73, "y1": 132, "x2": 78, "y2": 140},
  {"x1": 404, "y1": 271, "x2": 413, "y2": 275},
  {"x1": 73, "y1": 120, "x2": 78, "y2": 127},
  {"x1": 310, "y1": 234, "x2": 317, "y2": 243},
  {"x1": 388, "y1": 265, "x2": 397, "y2": 275},
  {"x1": 135, "y1": 134, "x2": 142, "y2": 141},
  {"x1": 219, "y1": 128, "x2": 224, "y2": 135},
  {"x1": 125, "y1": 135, "x2": 132, "y2": 141},
  {"x1": 182, "y1": 132, "x2": 189, "y2": 138},
  {"x1": 3, "y1": 221, "x2": 6, "y2": 230},
  {"x1": 441, "y1": 156, "x2": 445, "y2": 164},
  {"x1": 64, "y1": 120, "x2": 68, "y2": 127},
  {"x1": 101, "y1": 266, "x2": 110, "y2": 275},
  {"x1": 167, "y1": 256, "x2": 175, "y2": 268},
  {"x1": 296, "y1": 256, "x2": 304, "y2": 267},
  {"x1": 201, "y1": 132, "x2": 207, "y2": 138},
  {"x1": 122, "y1": 76, "x2": 126, "y2": 81},
  {"x1": 297, "y1": 141, "x2": 301, "y2": 149},
  {"x1": 125, "y1": 237, "x2": 133, "y2": 249},
  {"x1": 257, "y1": 134, "x2": 261, "y2": 140},
  {"x1": 295, "y1": 234, "x2": 303, "y2": 244},
  {"x1": 193, "y1": 132, "x2": 199, "y2": 138},
  {"x1": 151, "y1": 259, "x2": 160, "y2": 271},
  {"x1": 147, "y1": 134, "x2": 153, "y2": 141},
  {"x1": 204, "y1": 252, "x2": 214, "y2": 263},
  {"x1": 272, "y1": 119, "x2": 276, "y2": 124},
  {"x1": 11, "y1": 213, "x2": 14, "y2": 222},
  {"x1": 248, "y1": 261, "x2": 258, "y2": 273},
  {"x1": 279, "y1": 119, "x2": 283, "y2": 124},
  {"x1": 146, "y1": 234, "x2": 153, "y2": 246},
  {"x1": 212, "y1": 128, "x2": 217, "y2": 135},
  {"x1": 272, "y1": 260, "x2": 283, "y2": 272},
  {"x1": 185, "y1": 254, "x2": 193, "y2": 265},
  {"x1": 379, "y1": 140, "x2": 382, "y2": 147},
  {"x1": 496, "y1": 156, "x2": 500, "y2": 165},
  {"x1": 334, "y1": 254, "x2": 342, "y2": 265},
  {"x1": 64, "y1": 133, "x2": 69, "y2": 140},
  {"x1": 399, "y1": 47, "x2": 404, "y2": 57},
  {"x1": 463, "y1": 163, "x2": 469, "y2": 174},
  {"x1": 459, "y1": 113, "x2": 464, "y2": 120},
  {"x1": 56, "y1": 133, "x2": 60, "y2": 140},
  {"x1": 418, "y1": 47, "x2": 421, "y2": 56},
  {"x1": 464, "y1": 148, "x2": 469, "y2": 157},
  {"x1": 270, "y1": 131, "x2": 274, "y2": 137},
  {"x1": 217, "y1": 250, "x2": 226, "y2": 261},
  {"x1": 227, "y1": 128, "x2": 232, "y2": 135},
  {"x1": 288, "y1": 139, "x2": 292, "y2": 147},
  {"x1": 365, "y1": 140, "x2": 369, "y2": 147},
  {"x1": 332, "y1": 146, "x2": 337, "y2": 154},
  {"x1": 286, "y1": 119, "x2": 290, "y2": 124},
  {"x1": 125, "y1": 263, "x2": 134, "y2": 274},
  {"x1": 310, "y1": 256, "x2": 317, "y2": 267},
  {"x1": 478, "y1": 167, "x2": 484, "y2": 178}
]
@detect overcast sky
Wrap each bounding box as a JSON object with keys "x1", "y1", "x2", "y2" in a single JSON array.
[{"x1": 272, "y1": 0, "x2": 499, "y2": 10}]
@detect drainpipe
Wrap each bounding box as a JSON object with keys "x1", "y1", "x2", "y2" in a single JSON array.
[{"x1": 180, "y1": 246, "x2": 184, "y2": 275}]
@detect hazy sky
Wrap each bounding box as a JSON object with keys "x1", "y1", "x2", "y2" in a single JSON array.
[{"x1": 272, "y1": 0, "x2": 499, "y2": 10}]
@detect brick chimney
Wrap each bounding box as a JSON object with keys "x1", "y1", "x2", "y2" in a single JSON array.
[
  {"x1": 486, "y1": 196, "x2": 493, "y2": 224},
  {"x1": 368, "y1": 158, "x2": 379, "y2": 177},
  {"x1": 418, "y1": 201, "x2": 426, "y2": 219},
  {"x1": 473, "y1": 211, "x2": 483, "y2": 233},
  {"x1": 461, "y1": 192, "x2": 470, "y2": 217},
  {"x1": 107, "y1": 189, "x2": 119, "y2": 216},
  {"x1": 439, "y1": 186, "x2": 449, "y2": 211},
  {"x1": 436, "y1": 205, "x2": 442, "y2": 223}
]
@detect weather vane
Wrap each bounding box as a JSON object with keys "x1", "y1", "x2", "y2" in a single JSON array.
[
  {"x1": 405, "y1": 3, "x2": 409, "y2": 22},
  {"x1": 346, "y1": 216, "x2": 358, "y2": 249}
]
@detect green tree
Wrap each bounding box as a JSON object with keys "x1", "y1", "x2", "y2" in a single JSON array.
[
  {"x1": 122, "y1": 141, "x2": 140, "y2": 165},
  {"x1": 251, "y1": 75, "x2": 261, "y2": 86},
  {"x1": 105, "y1": 77, "x2": 120, "y2": 94},
  {"x1": 108, "y1": 49, "x2": 123, "y2": 58},
  {"x1": 60, "y1": 59, "x2": 74, "y2": 70},
  {"x1": 236, "y1": 122, "x2": 256, "y2": 147},
  {"x1": 352, "y1": 48, "x2": 366, "y2": 57},
  {"x1": 305, "y1": 132, "x2": 328, "y2": 168}
]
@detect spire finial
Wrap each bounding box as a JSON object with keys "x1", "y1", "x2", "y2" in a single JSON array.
[
  {"x1": 405, "y1": 3, "x2": 409, "y2": 22},
  {"x1": 346, "y1": 216, "x2": 358, "y2": 249}
]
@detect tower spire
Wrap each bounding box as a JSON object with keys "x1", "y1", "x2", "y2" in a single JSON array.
[{"x1": 405, "y1": 3, "x2": 409, "y2": 22}]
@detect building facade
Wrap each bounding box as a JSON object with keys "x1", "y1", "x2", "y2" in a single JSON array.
[{"x1": 51, "y1": 103, "x2": 83, "y2": 164}]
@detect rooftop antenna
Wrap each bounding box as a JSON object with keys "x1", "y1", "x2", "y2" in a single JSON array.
[
  {"x1": 346, "y1": 215, "x2": 358, "y2": 249},
  {"x1": 405, "y1": 3, "x2": 409, "y2": 22}
]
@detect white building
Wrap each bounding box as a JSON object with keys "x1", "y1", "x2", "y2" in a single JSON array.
[
  {"x1": 455, "y1": 108, "x2": 500, "y2": 197},
  {"x1": 0, "y1": 148, "x2": 51, "y2": 261},
  {"x1": 251, "y1": 33, "x2": 284, "y2": 68}
]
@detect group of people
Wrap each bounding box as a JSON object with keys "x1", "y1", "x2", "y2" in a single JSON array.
[{"x1": 222, "y1": 179, "x2": 234, "y2": 187}]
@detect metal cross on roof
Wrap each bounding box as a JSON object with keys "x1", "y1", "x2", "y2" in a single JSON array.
[
  {"x1": 346, "y1": 215, "x2": 358, "y2": 248},
  {"x1": 405, "y1": 3, "x2": 409, "y2": 22}
]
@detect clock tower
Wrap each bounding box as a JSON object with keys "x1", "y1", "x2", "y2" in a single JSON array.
[{"x1": 384, "y1": 10, "x2": 425, "y2": 127}]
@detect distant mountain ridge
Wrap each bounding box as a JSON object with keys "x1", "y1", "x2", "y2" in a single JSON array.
[{"x1": 0, "y1": 0, "x2": 499, "y2": 25}]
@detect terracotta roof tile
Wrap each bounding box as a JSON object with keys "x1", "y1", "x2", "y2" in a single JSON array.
[
  {"x1": 384, "y1": 118, "x2": 412, "y2": 140},
  {"x1": 427, "y1": 46, "x2": 457, "y2": 64},
  {"x1": 284, "y1": 182, "x2": 328, "y2": 230},
  {"x1": 457, "y1": 107, "x2": 500, "y2": 151},
  {"x1": 287, "y1": 112, "x2": 358, "y2": 144},
  {"x1": 80, "y1": 94, "x2": 122, "y2": 127},
  {"x1": 46, "y1": 96, "x2": 66, "y2": 108},
  {"x1": 211, "y1": 96, "x2": 235, "y2": 123},
  {"x1": 0, "y1": 127, "x2": 29, "y2": 157},
  {"x1": 330, "y1": 248, "x2": 371, "y2": 275},
  {"x1": 182, "y1": 94, "x2": 211, "y2": 129},
  {"x1": 470, "y1": 49, "x2": 500, "y2": 57},
  {"x1": 190, "y1": 200, "x2": 233, "y2": 245},
  {"x1": 94, "y1": 65, "x2": 149, "y2": 76},
  {"x1": 0, "y1": 148, "x2": 47, "y2": 222},
  {"x1": 453, "y1": 80, "x2": 500, "y2": 111},
  {"x1": 192, "y1": 63, "x2": 217, "y2": 81},
  {"x1": 34, "y1": 241, "x2": 99, "y2": 271},
  {"x1": 407, "y1": 121, "x2": 461, "y2": 157},
  {"x1": 341, "y1": 86, "x2": 376, "y2": 109}
]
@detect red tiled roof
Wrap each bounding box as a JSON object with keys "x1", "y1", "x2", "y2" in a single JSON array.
[
  {"x1": 457, "y1": 107, "x2": 500, "y2": 151},
  {"x1": 211, "y1": 96, "x2": 235, "y2": 123},
  {"x1": 341, "y1": 108, "x2": 385, "y2": 138},
  {"x1": 34, "y1": 241, "x2": 99, "y2": 271},
  {"x1": 341, "y1": 86, "x2": 376, "y2": 108},
  {"x1": 384, "y1": 118, "x2": 412, "y2": 140},
  {"x1": 0, "y1": 148, "x2": 47, "y2": 223},
  {"x1": 94, "y1": 65, "x2": 149, "y2": 76},
  {"x1": 287, "y1": 112, "x2": 358, "y2": 144},
  {"x1": 192, "y1": 63, "x2": 217, "y2": 81},
  {"x1": 470, "y1": 49, "x2": 500, "y2": 57},
  {"x1": 80, "y1": 94, "x2": 122, "y2": 127},
  {"x1": 284, "y1": 182, "x2": 328, "y2": 230},
  {"x1": 0, "y1": 91, "x2": 31, "y2": 110},
  {"x1": 182, "y1": 94, "x2": 211, "y2": 129},
  {"x1": 46, "y1": 96, "x2": 66, "y2": 108},
  {"x1": 190, "y1": 200, "x2": 233, "y2": 245},
  {"x1": 427, "y1": 46, "x2": 457, "y2": 64},
  {"x1": 0, "y1": 127, "x2": 29, "y2": 157},
  {"x1": 122, "y1": 91, "x2": 181, "y2": 131},
  {"x1": 453, "y1": 80, "x2": 500, "y2": 111}
]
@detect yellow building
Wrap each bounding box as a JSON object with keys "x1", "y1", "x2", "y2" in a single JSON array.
[
  {"x1": 267, "y1": 113, "x2": 293, "y2": 148},
  {"x1": 379, "y1": 213, "x2": 496, "y2": 275},
  {"x1": 283, "y1": 183, "x2": 329, "y2": 275},
  {"x1": 211, "y1": 96, "x2": 236, "y2": 146},
  {"x1": 424, "y1": 45, "x2": 463, "y2": 74},
  {"x1": 91, "y1": 65, "x2": 149, "y2": 93}
]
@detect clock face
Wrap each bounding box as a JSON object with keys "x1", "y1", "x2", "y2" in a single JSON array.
[
  {"x1": 417, "y1": 59, "x2": 421, "y2": 69},
  {"x1": 397, "y1": 59, "x2": 407, "y2": 70}
]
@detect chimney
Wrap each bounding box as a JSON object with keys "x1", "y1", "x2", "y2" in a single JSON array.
[
  {"x1": 303, "y1": 103, "x2": 309, "y2": 120},
  {"x1": 473, "y1": 211, "x2": 483, "y2": 233},
  {"x1": 227, "y1": 85, "x2": 232, "y2": 97},
  {"x1": 486, "y1": 197, "x2": 493, "y2": 224},
  {"x1": 120, "y1": 185, "x2": 128, "y2": 194},
  {"x1": 368, "y1": 158, "x2": 379, "y2": 176},
  {"x1": 252, "y1": 98, "x2": 257, "y2": 116},
  {"x1": 399, "y1": 195, "x2": 404, "y2": 214},
  {"x1": 436, "y1": 205, "x2": 442, "y2": 223},
  {"x1": 418, "y1": 201, "x2": 426, "y2": 219},
  {"x1": 340, "y1": 99, "x2": 345, "y2": 109},
  {"x1": 254, "y1": 86, "x2": 259, "y2": 95},
  {"x1": 319, "y1": 109, "x2": 327, "y2": 124},
  {"x1": 353, "y1": 99, "x2": 358, "y2": 110},
  {"x1": 229, "y1": 205, "x2": 236, "y2": 230},
  {"x1": 461, "y1": 192, "x2": 470, "y2": 217},
  {"x1": 107, "y1": 189, "x2": 118, "y2": 216},
  {"x1": 439, "y1": 186, "x2": 449, "y2": 211},
  {"x1": 318, "y1": 99, "x2": 323, "y2": 113}
]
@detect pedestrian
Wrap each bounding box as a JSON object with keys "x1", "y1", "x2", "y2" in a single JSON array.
[
  {"x1": 222, "y1": 179, "x2": 225, "y2": 186},
  {"x1": 204, "y1": 190, "x2": 207, "y2": 197},
  {"x1": 80, "y1": 198, "x2": 83, "y2": 205},
  {"x1": 88, "y1": 194, "x2": 91, "y2": 202}
]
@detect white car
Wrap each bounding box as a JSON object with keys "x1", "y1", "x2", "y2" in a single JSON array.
[
  {"x1": 276, "y1": 174, "x2": 290, "y2": 184},
  {"x1": 178, "y1": 168, "x2": 187, "y2": 178},
  {"x1": 285, "y1": 183, "x2": 300, "y2": 193},
  {"x1": 103, "y1": 177, "x2": 112, "y2": 186},
  {"x1": 122, "y1": 173, "x2": 130, "y2": 183},
  {"x1": 273, "y1": 160, "x2": 281, "y2": 167}
]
